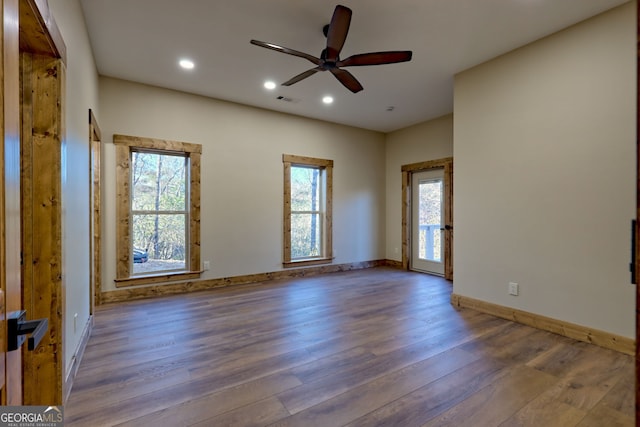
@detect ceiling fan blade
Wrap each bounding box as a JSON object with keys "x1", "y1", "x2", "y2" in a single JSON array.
[
  {"x1": 250, "y1": 40, "x2": 321, "y2": 66},
  {"x1": 325, "y1": 5, "x2": 352, "y2": 62},
  {"x1": 282, "y1": 67, "x2": 323, "y2": 86},
  {"x1": 330, "y1": 68, "x2": 363, "y2": 93},
  {"x1": 337, "y1": 51, "x2": 413, "y2": 67}
]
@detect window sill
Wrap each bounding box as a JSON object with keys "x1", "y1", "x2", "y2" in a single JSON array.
[
  {"x1": 283, "y1": 258, "x2": 333, "y2": 268},
  {"x1": 114, "y1": 270, "x2": 203, "y2": 288}
]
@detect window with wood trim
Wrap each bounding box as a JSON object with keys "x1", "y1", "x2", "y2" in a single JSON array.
[
  {"x1": 283, "y1": 154, "x2": 333, "y2": 267},
  {"x1": 114, "y1": 134, "x2": 201, "y2": 287}
]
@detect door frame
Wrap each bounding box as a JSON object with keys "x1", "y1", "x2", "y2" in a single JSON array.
[
  {"x1": 401, "y1": 157, "x2": 453, "y2": 280},
  {"x1": 2, "y1": 0, "x2": 22, "y2": 405},
  {"x1": 89, "y1": 109, "x2": 102, "y2": 310},
  {"x1": 634, "y1": 0, "x2": 639, "y2": 419},
  {"x1": 17, "y1": 0, "x2": 66, "y2": 405},
  {"x1": 2, "y1": 0, "x2": 65, "y2": 405}
]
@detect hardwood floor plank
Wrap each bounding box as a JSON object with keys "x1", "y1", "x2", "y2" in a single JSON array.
[
  {"x1": 345, "y1": 358, "x2": 509, "y2": 426},
  {"x1": 421, "y1": 365, "x2": 559, "y2": 426},
  {"x1": 115, "y1": 372, "x2": 300, "y2": 427},
  {"x1": 273, "y1": 347, "x2": 479, "y2": 427},
  {"x1": 287, "y1": 346, "x2": 377, "y2": 384},
  {"x1": 65, "y1": 348, "x2": 314, "y2": 425},
  {"x1": 499, "y1": 390, "x2": 587, "y2": 426},
  {"x1": 276, "y1": 320, "x2": 507, "y2": 415},
  {"x1": 533, "y1": 344, "x2": 631, "y2": 411},
  {"x1": 575, "y1": 401, "x2": 634, "y2": 427},
  {"x1": 596, "y1": 363, "x2": 635, "y2": 417},
  {"x1": 192, "y1": 397, "x2": 290, "y2": 427},
  {"x1": 64, "y1": 268, "x2": 634, "y2": 427}
]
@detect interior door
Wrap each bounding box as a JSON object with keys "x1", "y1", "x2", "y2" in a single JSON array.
[{"x1": 411, "y1": 169, "x2": 445, "y2": 275}]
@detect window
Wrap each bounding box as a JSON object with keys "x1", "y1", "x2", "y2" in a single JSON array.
[
  {"x1": 131, "y1": 150, "x2": 187, "y2": 274},
  {"x1": 114, "y1": 134, "x2": 201, "y2": 287},
  {"x1": 283, "y1": 154, "x2": 333, "y2": 267}
]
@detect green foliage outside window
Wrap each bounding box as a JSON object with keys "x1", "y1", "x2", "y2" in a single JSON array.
[
  {"x1": 131, "y1": 151, "x2": 188, "y2": 273},
  {"x1": 290, "y1": 166, "x2": 322, "y2": 259}
]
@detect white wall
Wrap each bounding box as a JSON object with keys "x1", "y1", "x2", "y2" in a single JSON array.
[
  {"x1": 453, "y1": 2, "x2": 636, "y2": 337},
  {"x1": 385, "y1": 114, "x2": 453, "y2": 261},
  {"x1": 99, "y1": 77, "x2": 386, "y2": 292},
  {"x1": 49, "y1": 0, "x2": 100, "y2": 373}
]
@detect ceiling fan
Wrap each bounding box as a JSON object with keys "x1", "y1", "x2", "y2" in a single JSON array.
[{"x1": 250, "y1": 5, "x2": 412, "y2": 93}]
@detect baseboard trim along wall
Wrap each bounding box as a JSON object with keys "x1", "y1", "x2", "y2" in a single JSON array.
[
  {"x1": 450, "y1": 293, "x2": 634, "y2": 356},
  {"x1": 64, "y1": 315, "x2": 94, "y2": 403},
  {"x1": 384, "y1": 259, "x2": 403, "y2": 269},
  {"x1": 101, "y1": 259, "x2": 403, "y2": 304}
]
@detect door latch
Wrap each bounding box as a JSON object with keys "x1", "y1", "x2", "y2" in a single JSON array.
[
  {"x1": 7, "y1": 310, "x2": 48, "y2": 351},
  {"x1": 631, "y1": 219, "x2": 637, "y2": 285}
]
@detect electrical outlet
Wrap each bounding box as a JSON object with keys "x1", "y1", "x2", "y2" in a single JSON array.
[
  {"x1": 203, "y1": 261, "x2": 210, "y2": 271},
  {"x1": 508, "y1": 282, "x2": 519, "y2": 296}
]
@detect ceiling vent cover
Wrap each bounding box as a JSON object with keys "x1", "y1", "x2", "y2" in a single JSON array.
[{"x1": 276, "y1": 95, "x2": 299, "y2": 103}]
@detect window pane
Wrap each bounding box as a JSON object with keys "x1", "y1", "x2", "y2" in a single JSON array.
[
  {"x1": 291, "y1": 213, "x2": 321, "y2": 259},
  {"x1": 291, "y1": 166, "x2": 320, "y2": 211},
  {"x1": 418, "y1": 180, "x2": 442, "y2": 262},
  {"x1": 131, "y1": 152, "x2": 186, "y2": 211},
  {"x1": 132, "y1": 213, "x2": 186, "y2": 274}
]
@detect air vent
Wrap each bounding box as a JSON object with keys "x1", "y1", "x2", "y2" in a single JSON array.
[{"x1": 276, "y1": 95, "x2": 299, "y2": 103}]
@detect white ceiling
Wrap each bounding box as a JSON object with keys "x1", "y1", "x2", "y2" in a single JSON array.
[{"x1": 79, "y1": 0, "x2": 629, "y2": 133}]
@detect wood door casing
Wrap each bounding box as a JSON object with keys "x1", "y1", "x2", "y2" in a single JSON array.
[
  {"x1": 0, "y1": 0, "x2": 65, "y2": 405},
  {"x1": 2, "y1": 0, "x2": 22, "y2": 405},
  {"x1": 90, "y1": 110, "x2": 101, "y2": 309},
  {"x1": 635, "y1": 0, "x2": 639, "y2": 421},
  {"x1": 401, "y1": 157, "x2": 453, "y2": 281},
  {"x1": 20, "y1": 51, "x2": 65, "y2": 405}
]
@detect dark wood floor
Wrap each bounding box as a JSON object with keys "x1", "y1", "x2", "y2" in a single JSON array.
[{"x1": 65, "y1": 267, "x2": 634, "y2": 426}]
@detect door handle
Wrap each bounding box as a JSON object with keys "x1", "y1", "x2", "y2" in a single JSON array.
[
  {"x1": 631, "y1": 219, "x2": 637, "y2": 285},
  {"x1": 7, "y1": 310, "x2": 48, "y2": 351},
  {"x1": 440, "y1": 225, "x2": 453, "y2": 231}
]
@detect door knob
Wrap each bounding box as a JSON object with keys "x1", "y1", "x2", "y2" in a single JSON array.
[{"x1": 7, "y1": 310, "x2": 48, "y2": 351}]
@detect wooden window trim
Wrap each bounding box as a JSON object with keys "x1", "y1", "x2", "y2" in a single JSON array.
[
  {"x1": 283, "y1": 154, "x2": 333, "y2": 267},
  {"x1": 114, "y1": 134, "x2": 201, "y2": 286},
  {"x1": 114, "y1": 271, "x2": 203, "y2": 288}
]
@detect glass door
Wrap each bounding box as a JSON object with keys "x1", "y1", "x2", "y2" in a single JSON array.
[{"x1": 411, "y1": 169, "x2": 445, "y2": 275}]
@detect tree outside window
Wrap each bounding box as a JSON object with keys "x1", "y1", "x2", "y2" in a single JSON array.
[
  {"x1": 283, "y1": 154, "x2": 333, "y2": 267},
  {"x1": 114, "y1": 134, "x2": 201, "y2": 287},
  {"x1": 131, "y1": 150, "x2": 188, "y2": 274}
]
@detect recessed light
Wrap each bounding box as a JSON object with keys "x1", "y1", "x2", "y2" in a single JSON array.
[
  {"x1": 322, "y1": 96, "x2": 334, "y2": 104},
  {"x1": 179, "y1": 59, "x2": 195, "y2": 70},
  {"x1": 264, "y1": 81, "x2": 277, "y2": 90}
]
